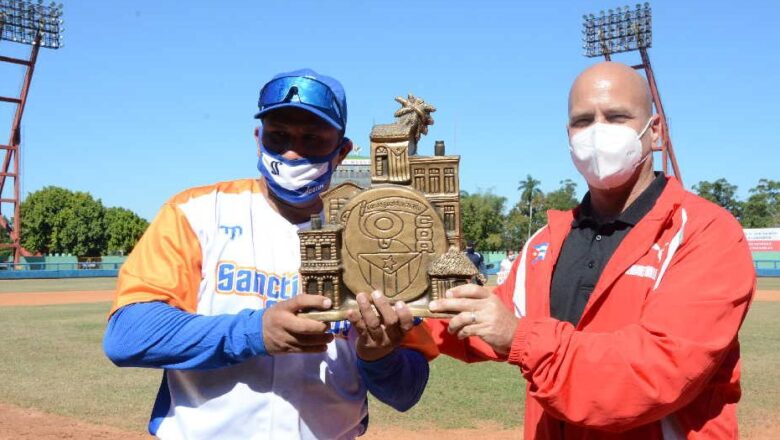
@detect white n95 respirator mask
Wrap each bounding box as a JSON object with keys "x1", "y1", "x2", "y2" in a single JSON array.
[{"x1": 568, "y1": 118, "x2": 653, "y2": 190}]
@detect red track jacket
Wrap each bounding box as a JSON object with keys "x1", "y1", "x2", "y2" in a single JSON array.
[{"x1": 426, "y1": 177, "x2": 755, "y2": 439}]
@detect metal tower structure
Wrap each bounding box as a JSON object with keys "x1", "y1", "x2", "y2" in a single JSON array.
[
  {"x1": 0, "y1": 0, "x2": 63, "y2": 264},
  {"x1": 582, "y1": 3, "x2": 682, "y2": 183}
]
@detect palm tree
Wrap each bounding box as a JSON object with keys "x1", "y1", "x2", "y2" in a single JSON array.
[
  {"x1": 517, "y1": 175, "x2": 542, "y2": 241},
  {"x1": 394, "y1": 94, "x2": 436, "y2": 142}
]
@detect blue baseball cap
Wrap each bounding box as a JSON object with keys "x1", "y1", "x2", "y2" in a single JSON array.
[{"x1": 254, "y1": 68, "x2": 348, "y2": 132}]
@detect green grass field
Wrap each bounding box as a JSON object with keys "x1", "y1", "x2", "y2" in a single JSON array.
[
  {"x1": 0, "y1": 278, "x2": 777, "y2": 436},
  {"x1": 758, "y1": 277, "x2": 780, "y2": 290},
  {"x1": 0, "y1": 300, "x2": 524, "y2": 432}
]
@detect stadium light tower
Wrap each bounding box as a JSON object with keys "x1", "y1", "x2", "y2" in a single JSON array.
[
  {"x1": 0, "y1": 0, "x2": 63, "y2": 264},
  {"x1": 581, "y1": 3, "x2": 682, "y2": 183}
]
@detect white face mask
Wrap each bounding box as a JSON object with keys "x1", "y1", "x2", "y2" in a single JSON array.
[
  {"x1": 257, "y1": 141, "x2": 344, "y2": 205},
  {"x1": 568, "y1": 118, "x2": 653, "y2": 190}
]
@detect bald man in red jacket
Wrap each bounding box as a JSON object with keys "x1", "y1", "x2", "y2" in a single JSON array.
[{"x1": 427, "y1": 62, "x2": 755, "y2": 439}]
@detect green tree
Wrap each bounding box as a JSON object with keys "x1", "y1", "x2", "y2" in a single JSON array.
[
  {"x1": 460, "y1": 190, "x2": 506, "y2": 251},
  {"x1": 544, "y1": 179, "x2": 579, "y2": 211},
  {"x1": 502, "y1": 179, "x2": 579, "y2": 250},
  {"x1": 105, "y1": 207, "x2": 149, "y2": 255},
  {"x1": 20, "y1": 186, "x2": 75, "y2": 255},
  {"x1": 0, "y1": 216, "x2": 11, "y2": 260},
  {"x1": 60, "y1": 192, "x2": 107, "y2": 256},
  {"x1": 517, "y1": 174, "x2": 542, "y2": 212},
  {"x1": 741, "y1": 179, "x2": 780, "y2": 228},
  {"x1": 20, "y1": 186, "x2": 107, "y2": 256},
  {"x1": 692, "y1": 178, "x2": 742, "y2": 220},
  {"x1": 502, "y1": 206, "x2": 528, "y2": 252},
  {"x1": 517, "y1": 175, "x2": 543, "y2": 241}
]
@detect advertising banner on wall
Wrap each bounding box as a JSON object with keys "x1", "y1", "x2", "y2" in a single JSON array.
[{"x1": 744, "y1": 228, "x2": 780, "y2": 252}]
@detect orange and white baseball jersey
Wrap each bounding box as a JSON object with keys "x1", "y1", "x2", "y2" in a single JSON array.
[{"x1": 111, "y1": 178, "x2": 436, "y2": 439}]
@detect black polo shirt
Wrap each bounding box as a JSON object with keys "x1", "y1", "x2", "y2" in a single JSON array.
[{"x1": 549, "y1": 173, "x2": 667, "y2": 326}]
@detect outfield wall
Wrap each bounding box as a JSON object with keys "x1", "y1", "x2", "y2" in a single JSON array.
[
  {"x1": 0, "y1": 269, "x2": 119, "y2": 279},
  {"x1": 753, "y1": 251, "x2": 780, "y2": 277},
  {"x1": 0, "y1": 256, "x2": 126, "y2": 280},
  {"x1": 2, "y1": 252, "x2": 778, "y2": 279}
]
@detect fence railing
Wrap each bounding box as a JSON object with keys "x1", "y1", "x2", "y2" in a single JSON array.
[
  {"x1": 754, "y1": 260, "x2": 780, "y2": 277},
  {"x1": 0, "y1": 262, "x2": 124, "y2": 271},
  {"x1": 1, "y1": 260, "x2": 778, "y2": 276}
]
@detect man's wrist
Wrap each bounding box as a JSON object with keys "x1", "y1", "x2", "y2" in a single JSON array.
[
  {"x1": 357, "y1": 346, "x2": 395, "y2": 362},
  {"x1": 492, "y1": 316, "x2": 521, "y2": 356},
  {"x1": 357, "y1": 347, "x2": 404, "y2": 372},
  {"x1": 507, "y1": 317, "x2": 531, "y2": 367},
  {"x1": 244, "y1": 308, "x2": 269, "y2": 357}
]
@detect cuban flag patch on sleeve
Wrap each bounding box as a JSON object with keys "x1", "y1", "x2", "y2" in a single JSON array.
[{"x1": 531, "y1": 242, "x2": 549, "y2": 265}]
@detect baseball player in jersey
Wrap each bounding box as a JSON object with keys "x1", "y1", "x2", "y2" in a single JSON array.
[{"x1": 104, "y1": 69, "x2": 436, "y2": 439}]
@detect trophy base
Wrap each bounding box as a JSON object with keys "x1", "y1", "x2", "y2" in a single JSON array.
[{"x1": 302, "y1": 301, "x2": 456, "y2": 322}]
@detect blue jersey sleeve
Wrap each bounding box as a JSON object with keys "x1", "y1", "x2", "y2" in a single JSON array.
[
  {"x1": 103, "y1": 301, "x2": 267, "y2": 370},
  {"x1": 357, "y1": 347, "x2": 429, "y2": 412}
]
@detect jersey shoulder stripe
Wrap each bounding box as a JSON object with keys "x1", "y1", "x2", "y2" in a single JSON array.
[{"x1": 168, "y1": 178, "x2": 261, "y2": 206}]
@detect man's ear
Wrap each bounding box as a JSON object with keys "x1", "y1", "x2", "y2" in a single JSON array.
[
  {"x1": 336, "y1": 138, "x2": 353, "y2": 165},
  {"x1": 254, "y1": 126, "x2": 261, "y2": 157},
  {"x1": 649, "y1": 115, "x2": 661, "y2": 148}
]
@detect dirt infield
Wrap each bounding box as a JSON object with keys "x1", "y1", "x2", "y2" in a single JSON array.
[
  {"x1": 0, "y1": 403, "x2": 149, "y2": 440},
  {"x1": 363, "y1": 423, "x2": 522, "y2": 440},
  {"x1": 755, "y1": 290, "x2": 780, "y2": 301},
  {"x1": 0, "y1": 290, "x2": 115, "y2": 306},
  {"x1": 1, "y1": 403, "x2": 778, "y2": 440},
  {"x1": 0, "y1": 401, "x2": 520, "y2": 440}
]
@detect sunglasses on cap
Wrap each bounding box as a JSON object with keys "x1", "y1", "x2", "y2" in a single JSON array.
[{"x1": 257, "y1": 76, "x2": 345, "y2": 130}]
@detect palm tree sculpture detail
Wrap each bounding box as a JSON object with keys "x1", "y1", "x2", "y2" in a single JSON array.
[{"x1": 393, "y1": 94, "x2": 436, "y2": 143}]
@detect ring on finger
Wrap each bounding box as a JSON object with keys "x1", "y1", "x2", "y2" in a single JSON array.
[{"x1": 470, "y1": 311, "x2": 477, "y2": 324}]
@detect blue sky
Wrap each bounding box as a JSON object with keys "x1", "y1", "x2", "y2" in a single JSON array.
[{"x1": 0, "y1": 0, "x2": 778, "y2": 221}]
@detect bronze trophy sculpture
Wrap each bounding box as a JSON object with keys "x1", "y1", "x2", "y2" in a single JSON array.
[{"x1": 299, "y1": 94, "x2": 475, "y2": 321}]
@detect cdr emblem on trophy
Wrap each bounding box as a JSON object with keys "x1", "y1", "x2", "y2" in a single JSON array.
[
  {"x1": 341, "y1": 186, "x2": 448, "y2": 302},
  {"x1": 299, "y1": 94, "x2": 476, "y2": 321}
]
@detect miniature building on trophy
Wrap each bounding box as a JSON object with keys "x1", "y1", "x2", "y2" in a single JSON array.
[
  {"x1": 428, "y1": 247, "x2": 478, "y2": 300},
  {"x1": 320, "y1": 181, "x2": 362, "y2": 226},
  {"x1": 298, "y1": 215, "x2": 345, "y2": 307},
  {"x1": 407, "y1": 140, "x2": 460, "y2": 243},
  {"x1": 369, "y1": 94, "x2": 462, "y2": 248}
]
